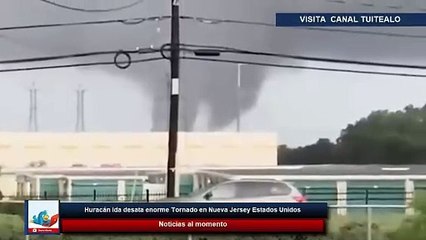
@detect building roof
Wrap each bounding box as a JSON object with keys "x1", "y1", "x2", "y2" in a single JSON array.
[
  {"x1": 0, "y1": 132, "x2": 278, "y2": 168},
  {"x1": 212, "y1": 164, "x2": 426, "y2": 176},
  {"x1": 7, "y1": 164, "x2": 426, "y2": 178}
]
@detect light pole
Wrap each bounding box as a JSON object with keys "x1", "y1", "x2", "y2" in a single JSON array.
[{"x1": 236, "y1": 64, "x2": 243, "y2": 132}]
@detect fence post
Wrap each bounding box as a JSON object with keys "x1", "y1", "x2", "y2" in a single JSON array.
[
  {"x1": 405, "y1": 179, "x2": 415, "y2": 215},
  {"x1": 367, "y1": 206, "x2": 372, "y2": 240},
  {"x1": 44, "y1": 191, "x2": 47, "y2": 200},
  {"x1": 302, "y1": 187, "x2": 307, "y2": 196},
  {"x1": 93, "y1": 189, "x2": 97, "y2": 201},
  {"x1": 365, "y1": 189, "x2": 369, "y2": 205},
  {"x1": 337, "y1": 181, "x2": 347, "y2": 216},
  {"x1": 146, "y1": 189, "x2": 149, "y2": 203},
  {"x1": 139, "y1": 188, "x2": 142, "y2": 201}
]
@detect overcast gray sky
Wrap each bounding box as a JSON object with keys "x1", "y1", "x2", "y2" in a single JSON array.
[{"x1": 0, "y1": 0, "x2": 425, "y2": 147}]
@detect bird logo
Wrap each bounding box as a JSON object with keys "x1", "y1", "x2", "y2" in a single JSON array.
[{"x1": 32, "y1": 210, "x2": 59, "y2": 227}]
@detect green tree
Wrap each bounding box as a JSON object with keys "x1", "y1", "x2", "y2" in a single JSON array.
[
  {"x1": 389, "y1": 193, "x2": 426, "y2": 240},
  {"x1": 278, "y1": 104, "x2": 426, "y2": 165}
]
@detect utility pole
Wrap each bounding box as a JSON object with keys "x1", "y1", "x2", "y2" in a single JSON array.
[{"x1": 166, "y1": 0, "x2": 180, "y2": 198}]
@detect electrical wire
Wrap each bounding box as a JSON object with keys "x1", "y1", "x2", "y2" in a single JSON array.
[
  {"x1": 0, "y1": 57, "x2": 164, "y2": 73},
  {"x1": 182, "y1": 15, "x2": 426, "y2": 39},
  {"x1": 0, "y1": 48, "x2": 160, "y2": 65},
  {"x1": 1, "y1": 47, "x2": 425, "y2": 79},
  {"x1": 180, "y1": 16, "x2": 275, "y2": 27},
  {"x1": 1, "y1": 42, "x2": 424, "y2": 73},
  {"x1": 301, "y1": 27, "x2": 426, "y2": 39},
  {"x1": 179, "y1": 44, "x2": 426, "y2": 70},
  {"x1": 181, "y1": 56, "x2": 426, "y2": 78},
  {"x1": 38, "y1": 0, "x2": 145, "y2": 13},
  {"x1": 1, "y1": 15, "x2": 426, "y2": 39},
  {"x1": 0, "y1": 16, "x2": 170, "y2": 31},
  {"x1": 327, "y1": 0, "x2": 424, "y2": 11}
]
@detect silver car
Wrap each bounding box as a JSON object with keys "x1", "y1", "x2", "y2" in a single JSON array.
[{"x1": 159, "y1": 179, "x2": 307, "y2": 202}]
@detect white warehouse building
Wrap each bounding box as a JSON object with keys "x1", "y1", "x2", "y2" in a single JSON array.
[
  {"x1": 1, "y1": 132, "x2": 426, "y2": 216},
  {"x1": 0, "y1": 132, "x2": 278, "y2": 199}
]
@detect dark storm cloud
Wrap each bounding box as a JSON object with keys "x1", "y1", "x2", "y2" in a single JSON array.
[{"x1": 1, "y1": 0, "x2": 425, "y2": 131}]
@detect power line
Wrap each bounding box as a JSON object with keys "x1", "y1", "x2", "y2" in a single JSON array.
[
  {"x1": 2, "y1": 43, "x2": 425, "y2": 73},
  {"x1": 302, "y1": 27, "x2": 426, "y2": 39},
  {"x1": 1, "y1": 15, "x2": 426, "y2": 39},
  {"x1": 39, "y1": 0, "x2": 145, "y2": 13},
  {"x1": 5, "y1": 53, "x2": 425, "y2": 78},
  {"x1": 182, "y1": 16, "x2": 426, "y2": 39},
  {"x1": 180, "y1": 16, "x2": 275, "y2": 27},
  {"x1": 0, "y1": 57, "x2": 164, "y2": 73},
  {"x1": 326, "y1": 0, "x2": 425, "y2": 11},
  {"x1": 0, "y1": 16, "x2": 170, "y2": 31},
  {"x1": 36, "y1": 0, "x2": 426, "y2": 14},
  {"x1": 179, "y1": 44, "x2": 426, "y2": 70},
  {"x1": 0, "y1": 48, "x2": 159, "y2": 65},
  {"x1": 181, "y1": 56, "x2": 426, "y2": 78}
]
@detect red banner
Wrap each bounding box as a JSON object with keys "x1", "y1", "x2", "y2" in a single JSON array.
[
  {"x1": 61, "y1": 218, "x2": 325, "y2": 233},
  {"x1": 27, "y1": 228, "x2": 60, "y2": 234}
]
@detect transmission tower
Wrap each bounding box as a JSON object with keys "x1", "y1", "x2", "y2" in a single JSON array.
[
  {"x1": 28, "y1": 82, "x2": 38, "y2": 132},
  {"x1": 75, "y1": 85, "x2": 86, "y2": 132}
]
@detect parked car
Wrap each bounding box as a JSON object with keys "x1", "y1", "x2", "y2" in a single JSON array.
[{"x1": 158, "y1": 179, "x2": 307, "y2": 202}]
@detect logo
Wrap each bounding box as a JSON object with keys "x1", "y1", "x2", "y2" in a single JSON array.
[
  {"x1": 32, "y1": 210, "x2": 59, "y2": 227},
  {"x1": 25, "y1": 200, "x2": 60, "y2": 235}
]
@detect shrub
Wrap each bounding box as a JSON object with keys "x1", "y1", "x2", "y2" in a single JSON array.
[
  {"x1": 332, "y1": 221, "x2": 389, "y2": 240},
  {"x1": 388, "y1": 193, "x2": 426, "y2": 240},
  {"x1": 0, "y1": 202, "x2": 24, "y2": 217},
  {"x1": 0, "y1": 213, "x2": 24, "y2": 240}
]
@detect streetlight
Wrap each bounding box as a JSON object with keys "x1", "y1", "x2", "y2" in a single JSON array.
[{"x1": 236, "y1": 64, "x2": 243, "y2": 132}]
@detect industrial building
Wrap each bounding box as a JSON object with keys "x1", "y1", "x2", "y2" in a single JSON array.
[
  {"x1": 1, "y1": 132, "x2": 426, "y2": 216},
  {"x1": 0, "y1": 132, "x2": 278, "y2": 198}
]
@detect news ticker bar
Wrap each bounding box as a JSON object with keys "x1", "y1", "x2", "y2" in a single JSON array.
[
  {"x1": 60, "y1": 203, "x2": 327, "y2": 233},
  {"x1": 60, "y1": 202, "x2": 328, "y2": 218},
  {"x1": 276, "y1": 13, "x2": 426, "y2": 27},
  {"x1": 25, "y1": 201, "x2": 328, "y2": 234},
  {"x1": 61, "y1": 219, "x2": 325, "y2": 233}
]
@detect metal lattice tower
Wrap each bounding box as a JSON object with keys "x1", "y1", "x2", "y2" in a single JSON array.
[
  {"x1": 75, "y1": 85, "x2": 86, "y2": 132},
  {"x1": 28, "y1": 82, "x2": 38, "y2": 132}
]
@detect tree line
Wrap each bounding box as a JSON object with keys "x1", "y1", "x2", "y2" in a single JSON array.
[{"x1": 278, "y1": 104, "x2": 426, "y2": 165}]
